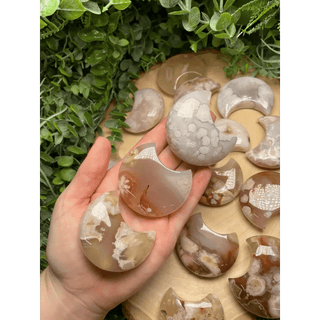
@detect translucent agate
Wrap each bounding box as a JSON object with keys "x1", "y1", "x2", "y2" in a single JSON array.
[
  {"x1": 215, "y1": 119, "x2": 250, "y2": 152},
  {"x1": 176, "y1": 212, "x2": 239, "y2": 277},
  {"x1": 239, "y1": 171, "x2": 280, "y2": 230},
  {"x1": 200, "y1": 158, "x2": 243, "y2": 207},
  {"x1": 229, "y1": 236, "x2": 280, "y2": 319},
  {"x1": 246, "y1": 116, "x2": 280, "y2": 169},
  {"x1": 157, "y1": 53, "x2": 206, "y2": 96},
  {"x1": 124, "y1": 88, "x2": 164, "y2": 133},
  {"x1": 173, "y1": 76, "x2": 221, "y2": 103},
  {"x1": 217, "y1": 77, "x2": 274, "y2": 118},
  {"x1": 166, "y1": 90, "x2": 236, "y2": 166},
  {"x1": 118, "y1": 143, "x2": 192, "y2": 217},
  {"x1": 160, "y1": 288, "x2": 224, "y2": 320},
  {"x1": 79, "y1": 191, "x2": 155, "y2": 271}
]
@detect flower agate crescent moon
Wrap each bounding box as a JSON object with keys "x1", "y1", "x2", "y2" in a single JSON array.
[
  {"x1": 166, "y1": 90, "x2": 237, "y2": 166},
  {"x1": 176, "y1": 212, "x2": 239, "y2": 277},
  {"x1": 229, "y1": 236, "x2": 280, "y2": 319},
  {"x1": 79, "y1": 191, "x2": 155, "y2": 272},
  {"x1": 160, "y1": 288, "x2": 225, "y2": 320},
  {"x1": 118, "y1": 143, "x2": 192, "y2": 217},
  {"x1": 124, "y1": 88, "x2": 164, "y2": 133},
  {"x1": 217, "y1": 77, "x2": 274, "y2": 118}
]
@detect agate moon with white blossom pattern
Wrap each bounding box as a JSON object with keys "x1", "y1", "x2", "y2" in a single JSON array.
[
  {"x1": 176, "y1": 212, "x2": 239, "y2": 277},
  {"x1": 124, "y1": 88, "x2": 164, "y2": 133},
  {"x1": 166, "y1": 90, "x2": 237, "y2": 166},
  {"x1": 118, "y1": 143, "x2": 192, "y2": 217},
  {"x1": 79, "y1": 191, "x2": 156, "y2": 272},
  {"x1": 217, "y1": 77, "x2": 274, "y2": 118},
  {"x1": 246, "y1": 116, "x2": 280, "y2": 169},
  {"x1": 229, "y1": 236, "x2": 280, "y2": 319},
  {"x1": 239, "y1": 172, "x2": 280, "y2": 230},
  {"x1": 200, "y1": 158, "x2": 243, "y2": 206},
  {"x1": 160, "y1": 287, "x2": 224, "y2": 320}
]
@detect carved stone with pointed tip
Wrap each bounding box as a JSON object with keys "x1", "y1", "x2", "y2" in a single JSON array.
[
  {"x1": 215, "y1": 119, "x2": 250, "y2": 152},
  {"x1": 79, "y1": 191, "x2": 156, "y2": 271},
  {"x1": 239, "y1": 172, "x2": 280, "y2": 230},
  {"x1": 173, "y1": 76, "x2": 221, "y2": 103},
  {"x1": 160, "y1": 287, "x2": 224, "y2": 320},
  {"x1": 166, "y1": 90, "x2": 236, "y2": 166},
  {"x1": 229, "y1": 236, "x2": 280, "y2": 319},
  {"x1": 200, "y1": 158, "x2": 243, "y2": 207},
  {"x1": 118, "y1": 143, "x2": 192, "y2": 217},
  {"x1": 217, "y1": 77, "x2": 274, "y2": 118},
  {"x1": 124, "y1": 88, "x2": 164, "y2": 133},
  {"x1": 246, "y1": 116, "x2": 280, "y2": 169},
  {"x1": 177, "y1": 212, "x2": 239, "y2": 277},
  {"x1": 157, "y1": 53, "x2": 206, "y2": 96}
]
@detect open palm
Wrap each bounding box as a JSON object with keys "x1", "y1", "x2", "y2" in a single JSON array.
[{"x1": 43, "y1": 118, "x2": 211, "y2": 319}]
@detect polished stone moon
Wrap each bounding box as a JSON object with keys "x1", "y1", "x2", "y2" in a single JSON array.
[
  {"x1": 246, "y1": 116, "x2": 280, "y2": 169},
  {"x1": 200, "y1": 158, "x2": 243, "y2": 206},
  {"x1": 124, "y1": 88, "x2": 164, "y2": 133},
  {"x1": 157, "y1": 53, "x2": 206, "y2": 96},
  {"x1": 217, "y1": 76, "x2": 274, "y2": 118},
  {"x1": 239, "y1": 171, "x2": 280, "y2": 230},
  {"x1": 160, "y1": 287, "x2": 225, "y2": 320},
  {"x1": 79, "y1": 191, "x2": 156, "y2": 271},
  {"x1": 118, "y1": 143, "x2": 192, "y2": 217},
  {"x1": 166, "y1": 90, "x2": 237, "y2": 166},
  {"x1": 215, "y1": 119, "x2": 250, "y2": 152},
  {"x1": 176, "y1": 212, "x2": 239, "y2": 277},
  {"x1": 229, "y1": 236, "x2": 280, "y2": 319}
]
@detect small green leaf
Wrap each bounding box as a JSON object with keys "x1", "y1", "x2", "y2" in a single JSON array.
[
  {"x1": 212, "y1": 0, "x2": 220, "y2": 12},
  {"x1": 209, "y1": 12, "x2": 220, "y2": 31},
  {"x1": 228, "y1": 23, "x2": 236, "y2": 38},
  {"x1": 108, "y1": 11, "x2": 121, "y2": 33},
  {"x1": 91, "y1": 12, "x2": 109, "y2": 27},
  {"x1": 59, "y1": 0, "x2": 86, "y2": 20},
  {"x1": 214, "y1": 32, "x2": 231, "y2": 39},
  {"x1": 67, "y1": 124, "x2": 78, "y2": 137},
  {"x1": 169, "y1": 10, "x2": 189, "y2": 16},
  {"x1": 224, "y1": 0, "x2": 235, "y2": 11},
  {"x1": 58, "y1": 65, "x2": 73, "y2": 77},
  {"x1": 85, "y1": 47, "x2": 107, "y2": 64},
  {"x1": 188, "y1": 7, "x2": 200, "y2": 28},
  {"x1": 159, "y1": 0, "x2": 179, "y2": 8},
  {"x1": 182, "y1": 17, "x2": 197, "y2": 32},
  {"x1": 190, "y1": 42, "x2": 198, "y2": 52},
  {"x1": 120, "y1": 59, "x2": 132, "y2": 71},
  {"x1": 78, "y1": 27, "x2": 107, "y2": 42},
  {"x1": 57, "y1": 156, "x2": 74, "y2": 167},
  {"x1": 40, "y1": 19, "x2": 47, "y2": 29},
  {"x1": 118, "y1": 39, "x2": 129, "y2": 46},
  {"x1": 40, "y1": 152, "x2": 54, "y2": 163},
  {"x1": 60, "y1": 168, "x2": 77, "y2": 182},
  {"x1": 68, "y1": 114, "x2": 83, "y2": 127},
  {"x1": 52, "y1": 176, "x2": 65, "y2": 185},
  {"x1": 82, "y1": 1, "x2": 101, "y2": 14},
  {"x1": 67, "y1": 146, "x2": 87, "y2": 154},
  {"x1": 40, "y1": 0, "x2": 60, "y2": 17},
  {"x1": 112, "y1": 0, "x2": 131, "y2": 10},
  {"x1": 216, "y1": 12, "x2": 232, "y2": 31},
  {"x1": 91, "y1": 60, "x2": 113, "y2": 75},
  {"x1": 84, "y1": 111, "x2": 94, "y2": 127}
]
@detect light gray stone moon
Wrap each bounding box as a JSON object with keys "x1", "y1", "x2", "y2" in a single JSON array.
[
  {"x1": 217, "y1": 76, "x2": 274, "y2": 118},
  {"x1": 124, "y1": 88, "x2": 164, "y2": 133},
  {"x1": 166, "y1": 90, "x2": 236, "y2": 166},
  {"x1": 246, "y1": 116, "x2": 280, "y2": 169}
]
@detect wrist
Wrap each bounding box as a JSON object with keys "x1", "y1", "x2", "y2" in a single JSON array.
[{"x1": 41, "y1": 267, "x2": 108, "y2": 320}]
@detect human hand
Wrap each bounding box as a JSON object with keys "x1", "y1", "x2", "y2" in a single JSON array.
[{"x1": 41, "y1": 118, "x2": 212, "y2": 320}]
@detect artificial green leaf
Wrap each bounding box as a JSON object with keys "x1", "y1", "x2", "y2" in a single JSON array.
[
  {"x1": 209, "y1": 12, "x2": 220, "y2": 31},
  {"x1": 52, "y1": 176, "x2": 64, "y2": 185},
  {"x1": 228, "y1": 23, "x2": 236, "y2": 38},
  {"x1": 91, "y1": 60, "x2": 113, "y2": 75},
  {"x1": 85, "y1": 47, "x2": 108, "y2": 64},
  {"x1": 190, "y1": 42, "x2": 197, "y2": 52},
  {"x1": 188, "y1": 7, "x2": 200, "y2": 28},
  {"x1": 67, "y1": 146, "x2": 87, "y2": 154},
  {"x1": 58, "y1": 65, "x2": 73, "y2": 77},
  {"x1": 224, "y1": 0, "x2": 235, "y2": 11},
  {"x1": 214, "y1": 32, "x2": 231, "y2": 39},
  {"x1": 40, "y1": 19, "x2": 47, "y2": 29},
  {"x1": 201, "y1": 12, "x2": 210, "y2": 22},
  {"x1": 40, "y1": 0, "x2": 60, "y2": 17},
  {"x1": 67, "y1": 124, "x2": 78, "y2": 137},
  {"x1": 68, "y1": 114, "x2": 83, "y2": 127},
  {"x1": 40, "y1": 152, "x2": 54, "y2": 163},
  {"x1": 159, "y1": 0, "x2": 179, "y2": 8},
  {"x1": 169, "y1": 10, "x2": 189, "y2": 16},
  {"x1": 118, "y1": 39, "x2": 129, "y2": 46},
  {"x1": 91, "y1": 12, "x2": 109, "y2": 26},
  {"x1": 108, "y1": 11, "x2": 121, "y2": 33},
  {"x1": 57, "y1": 156, "x2": 74, "y2": 167},
  {"x1": 83, "y1": 111, "x2": 94, "y2": 127},
  {"x1": 58, "y1": 0, "x2": 86, "y2": 20},
  {"x1": 212, "y1": 0, "x2": 220, "y2": 12},
  {"x1": 82, "y1": 1, "x2": 101, "y2": 14},
  {"x1": 216, "y1": 12, "x2": 232, "y2": 31},
  {"x1": 182, "y1": 17, "x2": 197, "y2": 32},
  {"x1": 112, "y1": 0, "x2": 131, "y2": 10},
  {"x1": 78, "y1": 27, "x2": 107, "y2": 42},
  {"x1": 120, "y1": 59, "x2": 132, "y2": 71},
  {"x1": 60, "y1": 168, "x2": 77, "y2": 182}
]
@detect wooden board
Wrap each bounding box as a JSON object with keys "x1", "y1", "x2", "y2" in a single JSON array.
[{"x1": 99, "y1": 49, "x2": 280, "y2": 320}]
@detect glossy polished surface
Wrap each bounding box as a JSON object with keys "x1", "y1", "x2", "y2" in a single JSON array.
[
  {"x1": 239, "y1": 172, "x2": 280, "y2": 230},
  {"x1": 157, "y1": 54, "x2": 206, "y2": 96},
  {"x1": 246, "y1": 116, "x2": 280, "y2": 169},
  {"x1": 215, "y1": 119, "x2": 250, "y2": 152},
  {"x1": 200, "y1": 158, "x2": 243, "y2": 207},
  {"x1": 119, "y1": 143, "x2": 192, "y2": 217},
  {"x1": 160, "y1": 288, "x2": 224, "y2": 320},
  {"x1": 124, "y1": 88, "x2": 164, "y2": 133},
  {"x1": 217, "y1": 77, "x2": 274, "y2": 118},
  {"x1": 176, "y1": 212, "x2": 239, "y2": 278},
  {"x1": 229, "y1": 236, "x2": 280, "y2": 319},
  {"x1": 166, "y1": 90, "x2": 236, "y2": 166},
  {"x1": 79, "y1": 191, "x2": 155, "y2": 271}
]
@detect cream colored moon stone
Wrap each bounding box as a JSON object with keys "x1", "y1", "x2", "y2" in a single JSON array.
[
  {"x1": 160, "y1": 287, "x2": 224, "y2": 320},
  {"x1": 246, "y1": 116, "x2": 280, "y2": 169},
  {"x1": 79, "y1": 191, "x2": 156, "y2": 272},
  {"x1": 118, "y1": 143, "x2": 192, "y2": 217},
  {"x1": 124, "y1": 88, "x2": 164, "y2": 133},
  {"x1": 166, "y1": 90, "x2": 237, "y2": 166},
  {"x1": 217, "y1": 76, "x2": 274, "y2": 118},
  {"x1": 215, "y1": 119, "x2": 250, "y2": 152}
]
